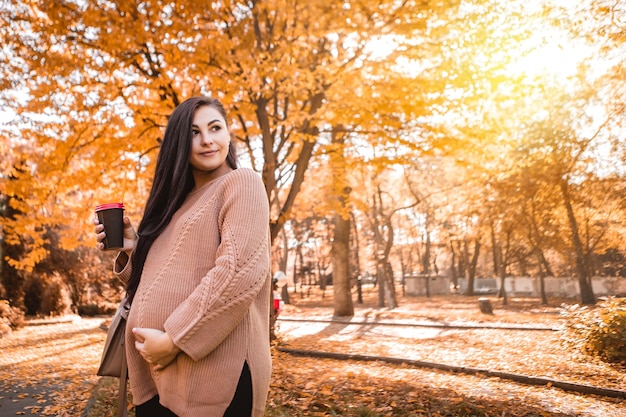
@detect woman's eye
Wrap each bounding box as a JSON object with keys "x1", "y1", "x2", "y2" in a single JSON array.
[
  {"x1": 192, "y1": 130, "x2": 199, "y2": 135},
  {"x1": 211, "y1": 125, "x2": 222, "y2": 131}
]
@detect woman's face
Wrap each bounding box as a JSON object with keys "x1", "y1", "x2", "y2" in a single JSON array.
[{"x1": 189, "y1": 105, "x2": 232, "y2": 184}]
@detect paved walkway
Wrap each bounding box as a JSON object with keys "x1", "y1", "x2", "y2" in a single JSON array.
[
  {"x1": 0, "y1": 317, "x2": 107, "y2": 416},
  {"x1": 0, "y1": 383, "x2": 52, "y2": 416}
]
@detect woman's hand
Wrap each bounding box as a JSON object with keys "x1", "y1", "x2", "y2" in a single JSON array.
[
  {"x1": 94, "y1": 216, "x2": 138, "y2": 253},
  {"x1": 132, "y1": 328, "x2": 181, "y2": 370}
]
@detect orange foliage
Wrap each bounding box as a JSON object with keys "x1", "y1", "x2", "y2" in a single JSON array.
[{"x1": 1, "y1": 0, "x2": 445, "y2": 268}]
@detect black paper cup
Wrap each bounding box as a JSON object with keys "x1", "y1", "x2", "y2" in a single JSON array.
[{"x1": 95, "y1": 203, "x2": 125, "y2": 250}]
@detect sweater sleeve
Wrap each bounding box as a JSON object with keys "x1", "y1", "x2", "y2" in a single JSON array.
[
  {"x1": 163, "y1": 169, "x2": 271, "y2": 361},
  {"x1": 113, "y1": 251, "x2": 132, "y2": 285}
]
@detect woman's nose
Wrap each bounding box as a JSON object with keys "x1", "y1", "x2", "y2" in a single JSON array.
[{"x1": 200, "y1": 131, "x2": 213, "y2": 145}]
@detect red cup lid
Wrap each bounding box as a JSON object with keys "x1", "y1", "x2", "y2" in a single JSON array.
[{"x1": 95, "y1": 203, "x2": 125, "y2": 211}]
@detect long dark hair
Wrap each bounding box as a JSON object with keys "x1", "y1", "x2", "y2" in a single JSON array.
[{"x1": 127, "y1": 96, "x2": 238, "y2": 300}]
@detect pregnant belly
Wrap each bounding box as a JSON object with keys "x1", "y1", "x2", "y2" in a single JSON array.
[{"x1": 128, "y1": 283, "x2": 194, "y2": 330}]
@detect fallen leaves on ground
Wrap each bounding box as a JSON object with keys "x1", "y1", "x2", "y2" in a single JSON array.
[
  {"x1": 0, "y1": 317, "x2": 105, "y2": 416},
  {"x1": 271, "y1": 290, "x2": 626, "y2": 416},
  {"x1": 2, "y1": 290, "x2": 626, "y2": 417}
]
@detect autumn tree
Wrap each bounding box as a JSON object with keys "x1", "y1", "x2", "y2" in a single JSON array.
[
  {"x1": 350, "y1": 163, "x2": 420, "y2": 308},
  {"x1": 3, "y1": 0, "x2": 626, "y2": 314},
  {"x1": 1, "y1": 0, "x2": 448, "y2": 270}
]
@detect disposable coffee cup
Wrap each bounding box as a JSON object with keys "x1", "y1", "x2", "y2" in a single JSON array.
[{"x1": 95, "y1": 203, "x2": 125, "y2": 250}]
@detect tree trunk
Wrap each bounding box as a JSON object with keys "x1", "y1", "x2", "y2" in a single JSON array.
[
  {"x1": 279, "y1": 228, "x2": 289, "y2": 273},
  {"x1": 464, "y1": 239, "x2": 481, "y2": 296},
  {"x1": 498, "y1": 254, "x2": 508, "y2": 306},
  {"x1": 318, "y1": 256, "x2": 326, "y2": 294},
  {"x1": 332, "y1": 198, "x2": 354, "y2": 317},
  {"x1": 371, "y1": 191, "x2": 386, "y2": 308},
  {"x1": 469, "y1": 240, "x2": 481, "y2": 286},
  {"x1": 462, "y1": 239, "x2": 480, "y2": 295},
  {"x1": 559, "y1": 178, "x2": 595, "y2": 305},
  {"x1": 490, "y1": 223, "x2": 506, "y2": 302},
  {"x1": 385, "y1": 262, "x2": 398, "y2": 309},
  {"x1": 490, "y1": 222, "x2": 499, "y2": 276},
  {"x1": 493, "y1": 239, "x2": 507, "y2": 304},
  {"x1": 257, "y1": 89, "x2": 323, "y2": 341},
  {"x1": 350, "y1": 211, "x2": 361, "y2": 282},
  {"x1": 538, "y1": 248, "x2": 555, "y2": 277},
  {"x1": 291, "y1": 246, "x2": 299, "y2": 294},
  {"x1": 258, "y1": 92, "x2": 325, "y2": 244},
  {"x1": 399, "y1": 250, "x2": 407, "y2": 297},
  {"x1": 369, "y1": 184, "x2": 407, "y2": 309},
  {"x1": 456, "y1": 240, "x2": 466, "y2": 289},
  {"x1": 0, "y1": 191, "x2": 25, "y2": 308},
  {"x1": 494, "y1": 228, "x2": 512, "y2": 305},
  {"x1": 538, "y1": 264, "x2": 548, "y2": 305},
  {"x1": 422, "y1": 231, "x2": 431, "y2": 274},
  {"x1": 277, "y1": 228, "x2": 291, "y2": 304},
  {"x1": 329, "y1": 126, "x2": 354, "y2": 317},
  {"x1": 295, "y1": 246, "x2": 304, "y2": 297},
  {"x1": 374, "y1": 237, "x2": 398, "y2": 309},
  {"x1": 530, "y1": 245, "x2": 549, "y2": 305},
  {"x1": 377, "y1": 257, "x2": 386, "y2": 308},
  {"x1": 380, "y1": 211, "x2": 398, "y2": 309},
  {"x1": 449, "y1": 241, "x2": 458, "y2": 291}
]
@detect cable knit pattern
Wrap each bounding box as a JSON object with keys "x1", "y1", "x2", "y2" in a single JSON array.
[{"x1": 113, "y1": 168, "x2": 272, "y2": 417}]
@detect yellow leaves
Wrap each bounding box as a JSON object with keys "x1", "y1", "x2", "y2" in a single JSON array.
[
  {"x1": 318, "y1": 384, "x2": 334, "y2": 396},
  {"x1": 57, "y1": 231, "x2": 82, "y2": 251},
  {"x1": 448, "y1": 396, "x2": 466, "y2": 404},
  {"x1": 1, "y1": 213, "x2": 50, "y2": 271},
  {"x1": 12, "y1": 248, "x2": 47, "y2": 272}
]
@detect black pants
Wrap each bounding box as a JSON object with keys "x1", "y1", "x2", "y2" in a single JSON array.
[
  {"x1": 135, "y1": 395, "x2": 177, "y2": 417},
  {"x1": 135, "y1": 362, "x2": 253, "y2": 417}
]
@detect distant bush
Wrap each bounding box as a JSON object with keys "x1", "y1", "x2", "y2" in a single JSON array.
[
  {"x1": 561, "y1": 297, "x2": 626, "y2": 363},
  {"x1": 78, "y1": 303, "x2": 116, "y2": 317},
  {"x1": 40, "y1": 279, "x2": 67, "y2": 316},
  {"x1": 0, "y1": 300, "x2": 25, "y2": 337},
  {"x1": 78, "y1": 304, "x2": 100, "y2": 316},
  {"x1": 23, "y1": 275, "x2": 68, "y2": 316},
  {"x1": 23, "y1": 275, "x2": 45, "y2": 316}
]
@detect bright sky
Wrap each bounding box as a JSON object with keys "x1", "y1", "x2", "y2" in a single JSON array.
[
  {"x1": 0, "y1": 108, "x2": 15, "y2": 124},
  {"x1": 508, "y1": 40, "x2": 589, "y2": 80}
]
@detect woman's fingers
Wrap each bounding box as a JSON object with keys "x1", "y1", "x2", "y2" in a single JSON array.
[{"x1": 93, "y1": 217, "x2": 106, "y2": 249}]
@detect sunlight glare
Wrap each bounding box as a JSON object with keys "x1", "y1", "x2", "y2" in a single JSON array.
[{"x1": 506, "y1": 31, "x2": 592, "y2": 81}]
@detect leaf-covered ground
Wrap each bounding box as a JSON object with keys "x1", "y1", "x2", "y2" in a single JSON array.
[
  {"x1": 271, "y1": 288, "x2": 626, "y2": 416},
  {"x1": 0, "y1": 316, "x2": 104, "y2": 416},
  {"x1": 0, "y1": 288, "x2": 625, "y2": 416}
]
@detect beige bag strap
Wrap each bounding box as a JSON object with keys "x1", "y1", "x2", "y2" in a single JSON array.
[{"x1": 117, "y1": 330, "x2": 128, "y2": 417}]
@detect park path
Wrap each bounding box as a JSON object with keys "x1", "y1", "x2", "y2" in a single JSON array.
[{"x1": 0, "y1": 317, "x2": 106, "y2": 416}]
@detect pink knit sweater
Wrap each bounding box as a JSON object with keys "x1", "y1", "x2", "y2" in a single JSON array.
[{"x1": 114, "y1": 168, "x2": 272, "y2": 417}]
